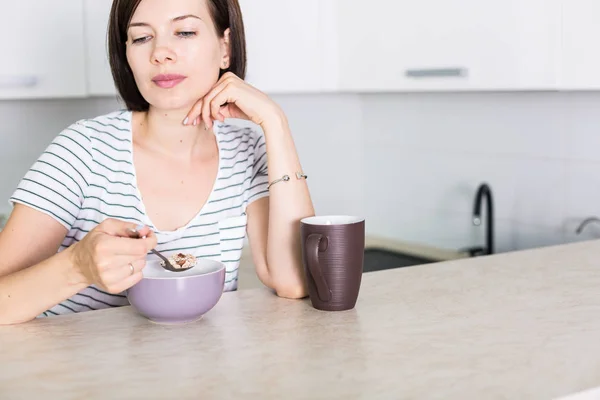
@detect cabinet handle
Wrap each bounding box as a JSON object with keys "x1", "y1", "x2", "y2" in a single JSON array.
[
  {"x1": 0, "y1": 75, "x2": 38, "y2": 88},
  {"x1": 405, "y1": 68, "x2": 468, "y2": 78}
]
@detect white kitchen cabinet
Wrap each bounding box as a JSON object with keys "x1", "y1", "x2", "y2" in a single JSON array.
[
  {"x1": 0, "y1": 1, "x2": 87, "y2": 99},
  {"x1": 560, "y1": 0, "x2": 600, "y2": 90},
  {"x1": 84, "y1": 0, "x2": 116, "y2": 96},
  {"x1": 335, "y1": 0, "x2": 560, "y2": 92},
  {"x1": 238, "y1": 0, "x2": 335, "y2": 93}
]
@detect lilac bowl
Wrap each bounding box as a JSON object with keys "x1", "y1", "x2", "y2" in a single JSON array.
[{"x1": 126, "y1": 258, "x2": 226, "y2": 324}]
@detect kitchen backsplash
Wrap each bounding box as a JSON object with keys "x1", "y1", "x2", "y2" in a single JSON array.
[{"x1": 1, "y1": 92, "x2": 600, "y2": 252}]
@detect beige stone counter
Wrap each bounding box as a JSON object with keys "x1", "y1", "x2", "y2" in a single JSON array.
[
  {"x1": 237, "y1": 235, "x2": 468, "y2": 290},
  {"x1": 363, "y1": 235, "x2": 470, "y2": 260},
  {"x1": 3, "y1": 239, "x2": 600, "y2": 399}
]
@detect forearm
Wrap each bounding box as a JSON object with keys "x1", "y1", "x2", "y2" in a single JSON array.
[
  {"x1": 0, "y1": 247, "x2": 87, "y2": 325},
  {"x1": 261, "y1": 115, "x2": 315, "y2": 297}
]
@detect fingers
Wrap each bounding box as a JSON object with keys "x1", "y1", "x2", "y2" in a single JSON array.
[
  {"x1": 100, "y1": 258, "x2": 147, "y2": 292},
  {"x1": 116, "y1": 271, "x2": 144, "y2": 293},
  {"x1": 134, "y1": 225, "x2": 153, "y2": 238},
  {"x1": 124, "y1": 226, "x2": 153, "y2": 241},
  {"x1": 201, "y1": 80, "x2": 229, "y2": 130},
  {"x1": 183, "y1": 73, "x2": 248, "y2": 129},
  {"x1": 101, "y1": 271, "x2": 144, "y2": 295},
  {"x1": 183, "y1": 98, "x2": 203, "y2": 126},
  {"x1": 210, "y1": 86, "x2": 234, "y2": 123},
  {"x1": 99, "y1": 218, "x2": 149, "y2": 238},
  {"x1": 92, "y1": 222, "x2": 157, "y2": 259},
  {"x1": 98, "y1": 255, "x2": 146, "y2": 272},
  {"x1": 98, "y1": 234, "x2": 156, "y2": 257}
]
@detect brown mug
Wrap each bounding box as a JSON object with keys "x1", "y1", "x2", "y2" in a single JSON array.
[{"x1": 300, "y1": 216, "x2": 365, "y2": 311}]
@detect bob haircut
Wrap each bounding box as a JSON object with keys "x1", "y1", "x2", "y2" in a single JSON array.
[{"x1": 107, "y1": 0, "x2": 247, "y2": 111}]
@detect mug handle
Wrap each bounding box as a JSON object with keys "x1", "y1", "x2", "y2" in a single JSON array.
[{"x1": 306, "y1": 233, "x2": 331, "y2": 302}]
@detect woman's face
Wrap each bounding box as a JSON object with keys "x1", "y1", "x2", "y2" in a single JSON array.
[{"x1": 126, "y1": 0, "x2": 229, "y2": 111}]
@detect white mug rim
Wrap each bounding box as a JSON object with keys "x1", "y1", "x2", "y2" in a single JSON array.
[{"x1": 300, "y1": 215, "x2": 365, "y2": 226}]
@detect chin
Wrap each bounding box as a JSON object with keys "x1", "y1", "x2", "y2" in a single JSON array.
[{"x1": 144, "y1": 93, "x2": 196, "y2": 111}]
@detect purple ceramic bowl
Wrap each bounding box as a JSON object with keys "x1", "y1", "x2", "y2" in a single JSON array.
[{"x1": 126, "y1": 258, "x2": 226, "y2": 324}]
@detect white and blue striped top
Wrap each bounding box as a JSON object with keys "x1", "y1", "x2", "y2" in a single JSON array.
[{"x1": 9, "y1": 110, "x2": 269, "y2": 317}]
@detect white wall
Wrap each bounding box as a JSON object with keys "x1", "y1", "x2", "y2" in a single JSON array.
[
  {"x1": 361, "y1": 92, "x2": 566, "y2": 253},
  {"x1": 282, "y1": 92, "x2": 600, "y2": 253},
  {"x1": 0, "y1": 96, "x2": 121, "y2": 214},
  {"x1": 1, "y1": 92, "x2": 600, "y2": 253}
]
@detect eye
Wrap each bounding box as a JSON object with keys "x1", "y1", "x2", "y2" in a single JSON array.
[
  {"x1": 132, "y1": 36, "x2": 151, "y2": 44},
  {"x1": 177, "y1": 31, "x2": 197, "y2": 38}
]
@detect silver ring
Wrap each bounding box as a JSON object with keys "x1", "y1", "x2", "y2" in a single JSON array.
[{"x1": 129, "y1": 263, "x2": 134, "y2": 275}]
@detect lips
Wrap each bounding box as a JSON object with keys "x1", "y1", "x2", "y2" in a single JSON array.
[{"x1": 151, "y1": 74, "x2": 187, "y2": 89}]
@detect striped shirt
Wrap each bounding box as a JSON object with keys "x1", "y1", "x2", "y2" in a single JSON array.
[{"x1": 9, "y1": 110, "x2": 269, "y2": 317}]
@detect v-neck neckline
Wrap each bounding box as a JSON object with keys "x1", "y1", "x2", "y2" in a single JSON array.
[{"x1": 124, "y1": 111, "x2": 223, "y2": 238}]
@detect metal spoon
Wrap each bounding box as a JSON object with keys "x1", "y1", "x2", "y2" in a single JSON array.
[{"x1": 126, "y1": 228, "x2": 194, "y2": 273}]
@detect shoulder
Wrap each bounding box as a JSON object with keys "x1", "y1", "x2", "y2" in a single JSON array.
[
  {"x1": 43, "y1": 109, "x2": 133, "y2": 176},
  {"x1": 52, "y1": 110, "x2": 131, "y2": 145},
  {"x1": 74, "y1": 110, "x2": 132, "y2": 143},
  {"x1": 80, "y1": 109, "x2": 131, "y2": 127}
]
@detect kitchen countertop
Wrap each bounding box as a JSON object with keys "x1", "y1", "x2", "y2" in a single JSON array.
[
  {"x1": 236, "y1": 235, "x2": 468, "y2": 290},
  {"x1": 3, "y1": 239, "x2": 600, "y2": 399},
  {"x1": 363, "y1": 235, "x2": 470, "y2": 261}
]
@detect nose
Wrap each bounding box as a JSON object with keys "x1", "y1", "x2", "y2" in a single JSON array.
[{"x1": 151, "y1": 44, "x2": 176, "y2": 65}]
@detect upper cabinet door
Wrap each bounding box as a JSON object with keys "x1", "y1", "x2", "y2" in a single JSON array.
[
  {"x1": 238, "y1": 0, "x2": 329, "y2": 93},
  {"x1": 560, "y1": 0, "x2": 600, "y2": 90},
  {"x1": 84, "y1": 0, "x2": 116, "y2": 96},
  {"x1": 0, "y1": 1, "x2": 87, "y2": 99},
  {"x1": 336, "y1": 0, "x2": 559, "y2": 92}
]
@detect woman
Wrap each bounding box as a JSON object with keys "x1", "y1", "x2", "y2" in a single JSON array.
[{"x1": 0, "y1": 0, "x2": 314, "y2": 324}]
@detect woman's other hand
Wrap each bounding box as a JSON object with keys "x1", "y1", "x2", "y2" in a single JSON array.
[{"x1": 183, "y1": 72, "x2": 285, "y2": 130}]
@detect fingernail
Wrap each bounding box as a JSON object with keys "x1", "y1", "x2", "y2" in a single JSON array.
[
  {"x1": 193, "y1": 118, "x2": 198, "y2": 126},
  {"x1": 135, "y1": 224, "x2": 145, "y2": 231},
  {"x1": 183, "y1": 117, "x2": 188, "y2": 125},
  {"x1": 204, "y1": 123, "x2": 208, "y2": 130}
]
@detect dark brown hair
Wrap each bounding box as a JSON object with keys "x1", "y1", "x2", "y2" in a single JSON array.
[{"x1": 107, "y1": 0, "x2": 246, "y2": 112}]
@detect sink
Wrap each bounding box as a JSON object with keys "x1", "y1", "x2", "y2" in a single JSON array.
[{"x1": 363, "y1": 247, "x2": 439, "y2": 273}]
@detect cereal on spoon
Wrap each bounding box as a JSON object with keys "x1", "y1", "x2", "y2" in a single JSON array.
[{"x1": 162, "y1": 253, "x2": 197, "y2": 270}]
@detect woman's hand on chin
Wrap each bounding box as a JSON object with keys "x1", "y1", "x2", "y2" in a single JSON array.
[{"x1": 182, "y1": 72, "x2": 286, "y2": 131}]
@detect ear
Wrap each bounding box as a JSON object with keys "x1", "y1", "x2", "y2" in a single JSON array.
[{"x1": 220, "y1": 28, "x2": 231, "y2": 69}]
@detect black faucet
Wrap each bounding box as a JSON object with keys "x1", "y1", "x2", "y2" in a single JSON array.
[
  {"x1": 575, "y1": 217, "x2": 600, "y2": 235},
  {"x1": 472, "y1": 183, "x2": 494, "y2": 255}
]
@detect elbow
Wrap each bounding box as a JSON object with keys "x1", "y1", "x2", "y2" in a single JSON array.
[
  {"x1": 0, "y1": 302, "x2": 37, "y2": 326},
  {"x1": 0, "y1": 319, "x2": 30, "y2": 326},
  {"x1": 256, "y1": 265, "x2": 307, "y2": 299},
  {"x1": 257, "y1": 258, "x2": 309, "y2": 299},
  {"x1": 273, "y1": 281, "x2": 308, "y2": 299},
  {"x1": 0, "y1": 312, "x2": 35, "y2": 326}
]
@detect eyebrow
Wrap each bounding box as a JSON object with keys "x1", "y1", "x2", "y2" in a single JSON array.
[{"x1": 129, "y1": 14, "x2": 202, "y2": 28}]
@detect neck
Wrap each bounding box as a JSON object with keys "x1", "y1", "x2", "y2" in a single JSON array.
[{"x1": 135, "y1": 107, "x2": 215, "y2": 160}]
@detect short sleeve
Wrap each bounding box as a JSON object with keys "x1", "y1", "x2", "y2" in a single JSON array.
[
  {"x1": 9, "y1": 121, "x2": 92, "y2": 230},
  {"x1": 245, "y1": 128, "x2": 269, "y2": 206}
]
